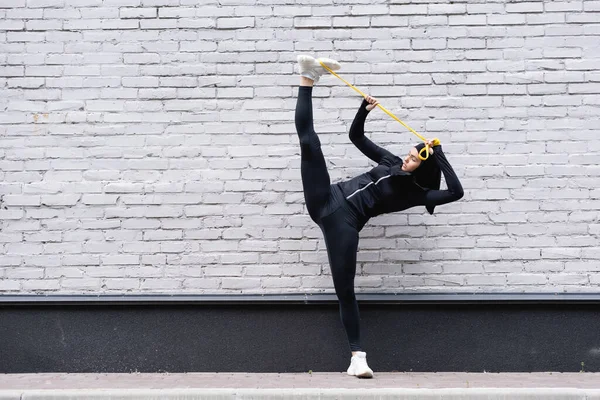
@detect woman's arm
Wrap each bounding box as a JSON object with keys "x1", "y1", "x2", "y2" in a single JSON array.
[
  {"x1": 424, "y1": 145, "x2": 464, "y2": 207},
  {"x1": 349, "y1": 98, "x2": 396, "y2": 164}
]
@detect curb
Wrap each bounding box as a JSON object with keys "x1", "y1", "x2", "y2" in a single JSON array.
[{"x1": 2, "y1": 388, "x2": 600, "y2": 400}]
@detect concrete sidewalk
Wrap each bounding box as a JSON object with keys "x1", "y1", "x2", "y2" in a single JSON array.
[{"x1": 1, "y1": 372, "x2": 600, "y2": 399}]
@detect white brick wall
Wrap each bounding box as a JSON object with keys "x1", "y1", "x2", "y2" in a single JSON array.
[{"x1": 1, "y1": 0, "x2": 599, "y2": 294}]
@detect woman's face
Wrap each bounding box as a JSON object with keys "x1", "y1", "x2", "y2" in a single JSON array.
[{"x1": 401, "y1": 147, "x2": 422, "y2": 172}]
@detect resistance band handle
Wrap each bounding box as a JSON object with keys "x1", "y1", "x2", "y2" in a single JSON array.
[
  {"x1": 418, "y1": 138, "x2": 441, "y2": 161},
  {"x1": 318, "y1": 59, "x2": 441, "y2": 161}
]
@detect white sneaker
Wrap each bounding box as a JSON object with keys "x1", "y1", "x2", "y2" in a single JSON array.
[
  {"x1": 297, "y1": 55, "x2": 341, "y2": 83},
  {"x1": 346, "y1": 351, "x2": 374, "y2": 378}
]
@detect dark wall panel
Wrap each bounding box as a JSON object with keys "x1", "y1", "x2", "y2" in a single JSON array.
[{"x1": 1, "y1": 302, "x2": 599, "y2": 373}]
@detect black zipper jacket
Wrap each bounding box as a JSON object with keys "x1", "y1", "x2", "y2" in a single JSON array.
[{"x1": 335, "y1": 100, "x2": 464, "y2": 219}]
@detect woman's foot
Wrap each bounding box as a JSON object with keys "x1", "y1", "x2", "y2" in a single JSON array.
[
  {"x1": 346, "y1": 351, "x2": 374, "y2": 379},
  {"x1": 297, "y1": 55, "x2": 341, "y2": 84}
]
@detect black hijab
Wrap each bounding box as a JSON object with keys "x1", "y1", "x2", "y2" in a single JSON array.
[{"x1": 412, "y1": 143, "x2": 441, "y2": 215}]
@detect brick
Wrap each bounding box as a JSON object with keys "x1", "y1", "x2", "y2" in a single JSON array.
[
  {"x1": 217, "y1": 17, "x2": 254, "y2": 29},
  {"x1": 542, "y1": 248, "x2": 583, "y2": 259},
  {"x1": 545, "y1": 1, "x2": 582, "y2": 12},
  {"x1": 0, "y1": 0, "x2": 26, "y2": 7},
  {"x1": 506, "y1": 274, "x2": 548, "y2": 285},
  {"x1": 22, "y1": 279, "x2": 60, "y2": 290},
  {"x1": 120, "y1": 7, "x2": 156, "y2": 18},
  {"x1": 140, "y1": 279, "x2": 181, "y2": 290},
  {"x1": 27, "y1": 0, "x2": 63, "y2": 7},
  {"x1": 0, "y1": 20, "x2": 25, "y2": 30},
  {"x1": 294, "y1": 17, "x2": 330, "y2": 28},
  {"x1": 221, "y1": 278, "x2": 261, "y2": 290},
  {"x1": 182, "y1": 278, "x2": 220, "y2": 290},
  {"x1": 262, "y1": 277, "x2": 301, "y2": 288},
  {"x1": 506, "y1": 2, "x2": 544, "y2": 13},
  {"x1": 0, "y1": 280, "x2": 21, "y2": 291},
  {"x1": 449, "y1": 15, "x2": 486, "y2": 26}
]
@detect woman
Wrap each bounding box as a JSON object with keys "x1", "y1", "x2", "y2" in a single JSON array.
[{"x1": 295, "y1": 55, "x2": 464, "y2": 378}]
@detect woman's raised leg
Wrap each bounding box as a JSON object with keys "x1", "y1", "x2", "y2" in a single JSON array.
[
  {"x1": 295, "y1": 55, "x2": 342, "y2": 222},
  {"x1": 295, "y1": 82, "x2": 331, "y2": 222}
]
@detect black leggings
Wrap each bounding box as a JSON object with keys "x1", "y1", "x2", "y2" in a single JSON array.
[{"x1": 295, "y1": 86, "x2": 363, "y2": 352}]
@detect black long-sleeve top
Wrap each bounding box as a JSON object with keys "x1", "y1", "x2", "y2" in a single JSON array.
[{"x1": 335, "y1": 99, "x2": 464, "y2": 219}]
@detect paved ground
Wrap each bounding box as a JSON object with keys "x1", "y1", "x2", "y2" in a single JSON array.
[{"x1": 1, "y1": 372, "x2": 600, "y2": 390}]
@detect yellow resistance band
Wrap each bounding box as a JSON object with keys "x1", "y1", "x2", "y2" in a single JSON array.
[{"x1": 318, "y1": 60, "x2": 439, "y2": 161}]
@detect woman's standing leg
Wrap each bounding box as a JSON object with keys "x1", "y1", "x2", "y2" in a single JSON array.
[
  {"x1": 321, "y1": 215, "x2": 361, "y2": 351},
  {"x1": 320, "y1": 210, "x2": 374, "y2": 378}
]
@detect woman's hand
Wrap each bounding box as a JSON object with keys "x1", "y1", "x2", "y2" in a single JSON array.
[
  {"x1": 426, "y1": 139, "x2": 435, "y2": 154},
  {"x1": 365, "y1": 95, "x2": 379, "y2": 111}
]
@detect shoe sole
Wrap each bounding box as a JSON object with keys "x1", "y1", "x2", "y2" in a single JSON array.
[
  {"x1": 316, "y1": 58, "x2": 341, "y2": 71},
  {"x1": 297, "y1": 55, "x2": 316, "y2": 65},
  {"x1": 347, "y1": 369, "x2": 374, "y2": 379}
]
